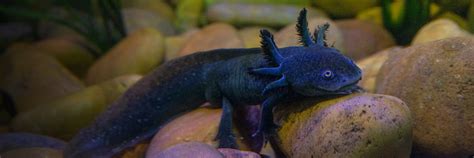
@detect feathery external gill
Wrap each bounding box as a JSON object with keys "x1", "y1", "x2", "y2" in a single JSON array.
[{"x1": 296, "y1": 8, "x2": 314, "y2": 47}]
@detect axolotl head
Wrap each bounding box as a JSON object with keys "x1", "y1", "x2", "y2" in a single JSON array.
[
  {"x1": 281, "y1": 46, "x2": 362, "y2": 96},
  {"x1": 252, "y1": 9, "x2": 362, "y2": 96}
]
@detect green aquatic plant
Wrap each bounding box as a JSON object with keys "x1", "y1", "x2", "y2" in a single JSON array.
[
  {"x1": 381, "y1": 0, "x2": 431, "y2": 45},
  {"x1": 0, "y1": 0, "x2": 126, "y2": 57}
]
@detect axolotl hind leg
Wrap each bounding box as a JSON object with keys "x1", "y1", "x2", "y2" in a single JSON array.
[{"x1": 215, "y1": 97, "x2": 239, "y2": 149}]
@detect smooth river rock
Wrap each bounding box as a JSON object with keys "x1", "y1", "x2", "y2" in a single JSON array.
[
  {"x1": 178, "y1": 23, "x2": 243, "y2": 56},
  {"x1": 32, "y1": 37, "x2": 95, "y2": 77},
  {"x1": 274, "y1": 93, "x2": 413, "y2": 158},
  {"x1": 412, "y1": 19, "x2": 471, "y2": 45},
  {"x1": 86, "y1": 28, "x2": 164, "y2": 85},
  {"x1": 0, "y1": 50, "x2": 84, "y2": 112},
  {"x1": 335, "y1": 19, "x2": 395, "y2": 60},
  {"x1": 12, "y1": 75, "x2": 142, "y2": 139},
  {"x1": 146, "y1": 107, "x2": 248, "y2": 157},
  {"x1": 376, "y1": 37, "x2": 474, "y2": 157}
]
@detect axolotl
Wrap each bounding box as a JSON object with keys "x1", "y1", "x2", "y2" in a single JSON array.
[{"x1": 65, "y1": 8, "x2": 362, "y2": 157}]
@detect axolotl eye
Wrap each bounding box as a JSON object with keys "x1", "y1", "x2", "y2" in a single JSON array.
[{"x1": 322, "y1": 70, "x2": 334, "y2": 80}]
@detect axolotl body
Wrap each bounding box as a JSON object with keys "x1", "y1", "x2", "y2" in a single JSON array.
[{"x1": 65, "y1": 9, "x2": 362, "y2": 157}]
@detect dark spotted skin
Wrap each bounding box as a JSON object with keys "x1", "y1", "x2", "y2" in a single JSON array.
[
  {"x1": 65, "y1": 47, "x2": 361, "y2": 158},
  {"x1": 65, "y1": 49, "x2": 261, "y2": 157},
  {"x1": 65, "y1": 9, "x2": 362, "y2": 158}
]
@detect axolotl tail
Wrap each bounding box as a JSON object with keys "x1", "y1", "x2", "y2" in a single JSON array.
[{"x1": 64, "y1": 48, "x2": 260, "y2": 158}]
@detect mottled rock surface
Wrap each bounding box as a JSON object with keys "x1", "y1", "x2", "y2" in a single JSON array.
[
  {"x1": 274, "y1": 93, "x2": 412, "y2": 158},
  {"x1": 376, "y1": 37, "x2": 474, "y2": 157}
]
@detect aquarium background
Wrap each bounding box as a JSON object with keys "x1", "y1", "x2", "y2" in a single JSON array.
[{"x1": 0, "y1": 0, "x2": 472, "y2": 157}]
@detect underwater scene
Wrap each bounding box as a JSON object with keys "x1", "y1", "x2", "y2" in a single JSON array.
[{"x1": 0, "y1": 0, "x2": 472, "y2": 157}]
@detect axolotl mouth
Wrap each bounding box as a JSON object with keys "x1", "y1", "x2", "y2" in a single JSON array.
[
  {"x1": 319, "y1": 80, "x2": 364, "y2": 94},
  {"x1": 296, "y1": 79, "x2": 364, "y2": 97}
]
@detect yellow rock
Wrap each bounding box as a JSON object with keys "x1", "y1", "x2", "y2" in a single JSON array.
[
  {"x1": 33, "y1": 37, "x2": 95, "y2": 77},
  {"x1": 437, "y1": 12, "x2": 470, "y2": 30},
  {"x1": 1, "y1": 147, "x2": 62, "y2": 158},
  {"x1": 274, "y1": 93, "x2": 412, "y2": 157},
  {"x1": 0, "y1": 50, "x2": 84, "y2": 112},
  {"x1": 412, "y1": 19, "x2": 472, "y2": 45},
  {"x1": 86, "y1": 28, "x2": 164, "y2": 85},
  {"x1": 11, "y1": 75, "x2": 142, "y2": 139}
]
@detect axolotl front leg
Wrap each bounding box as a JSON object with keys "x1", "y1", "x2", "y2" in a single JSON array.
[
  {"x1": 203, "y1": 56, "x2": 276, "y2": 148},
  {"x1": 212, "y1": 94, "x2": 286, "y2": 149},
  {"x1": 208, "y1": 90, "x2": 285, "y2": 149}
]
